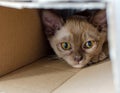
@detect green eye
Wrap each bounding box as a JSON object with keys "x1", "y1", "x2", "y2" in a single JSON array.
[
  {"x1": 61, "y1": 42, "x2": 71, "y2": 50},
  {"x1": 84, "y1": 41, "x2": 94, "y2": 49}
]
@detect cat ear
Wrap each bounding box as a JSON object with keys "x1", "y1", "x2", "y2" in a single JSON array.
[
  {"x1": 41, "y1": 10, "x2": 64, "y2": 37},
  {"x1": 91, "y1": 10, "x2": 107, "y2": 32}
]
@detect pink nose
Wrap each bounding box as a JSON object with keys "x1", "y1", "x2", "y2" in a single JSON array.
[{"x1": 74, "y1": 56, "x2": 83, "y2": 62}]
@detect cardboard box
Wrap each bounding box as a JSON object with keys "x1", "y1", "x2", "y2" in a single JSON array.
[
  {"x1": 0, "y1": 1, "x2": 116, "y2": 93},
  {"x1": 0, "y1": 58, "x2": 115, "y2": 93},
  {"x1": 0, "y1": 7, "x2": 48, "y2": 76}
]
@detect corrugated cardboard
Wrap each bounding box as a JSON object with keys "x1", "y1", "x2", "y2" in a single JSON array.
[
  {"x1": 53, "y1": 59, "x2": 115, "y2": 93},
  {"x1": 0, "y1": 1, "x2": 106, "y2": 9},
  {"x1": 0, "y1": 58, "x2": 115, "y2": 93},
  {"x1": 0, "y1": 7, "x2": 48, "y2": 76},
  {"x1": 0, "y1": 4, "x2": 115, "y2": 93}
]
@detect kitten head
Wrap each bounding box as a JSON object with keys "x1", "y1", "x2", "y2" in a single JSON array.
[{"x1": 42, "y1": 10, "x2": 107, "y2": 68}]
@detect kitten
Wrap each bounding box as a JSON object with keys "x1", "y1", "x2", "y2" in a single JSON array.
[{"x1": 41, "y1": 10, "x2": 108, "y2": 68}]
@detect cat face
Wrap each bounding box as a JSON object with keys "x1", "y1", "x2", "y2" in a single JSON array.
[{"x1": 42, "y1": 10, "x2": 107, "y2": 68}]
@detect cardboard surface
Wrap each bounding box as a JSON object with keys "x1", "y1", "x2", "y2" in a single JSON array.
[
  {"x1": 0, "y1": 58, "x2": 115, "y2": 93},
  {"x1": 0, "y1": 58, "x2": 80, "y2": 93},
  {"x1": 0, "y1": 1, "x2": 106, "y2": 9},
  {"x1": 53, "y1": 59, "x2": 115, "y2": 93},
  {"x1": 0, "y1": 7, "x2": 48, "y2": 76}
]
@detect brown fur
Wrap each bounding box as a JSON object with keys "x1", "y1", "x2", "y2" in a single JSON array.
[{"x1": 42, "y1": 10, "x2": 108, "y2": 68}]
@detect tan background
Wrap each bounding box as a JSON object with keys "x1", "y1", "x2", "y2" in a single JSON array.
[{"x1": 0, "y1": 7, "x2": 48, "y2": 76}]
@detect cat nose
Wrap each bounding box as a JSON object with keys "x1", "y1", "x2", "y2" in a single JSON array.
[{"x1": 74, "y1": 56, "x2": 83, "y2": 62}]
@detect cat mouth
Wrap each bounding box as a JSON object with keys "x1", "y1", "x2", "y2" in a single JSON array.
[
  {"x1": 64, "y1": 57, "x2": 90, "y2": 68},
  {"x1": 71, "y1": 60, "x2": 88, "y2": 68},
  {"x1": 72, "y1": 64, "x2": 85, "y2": 68}
]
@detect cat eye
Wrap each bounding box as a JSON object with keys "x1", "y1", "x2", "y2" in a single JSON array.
[
  {"x1": 84, "y1": 41, "x2": 94, "y2": 49},
  {"x1": 61, "y1": 42, "x2": 71, "y2": 50}
]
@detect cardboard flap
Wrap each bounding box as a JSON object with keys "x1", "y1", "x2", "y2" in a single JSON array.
[
  {"x1": 0, "y1": 7, "x2": 48, "y2": 76},
  {"x1": 0, "y1": 0, "x2": 106, "y2": 9}
]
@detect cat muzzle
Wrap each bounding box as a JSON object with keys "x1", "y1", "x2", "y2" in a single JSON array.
[{"x1": 74, "y1": 56, "x2": 83, "y2": 62}]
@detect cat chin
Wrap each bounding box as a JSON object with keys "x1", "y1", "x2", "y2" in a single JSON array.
[
  {"x1": 63, "y1": 57, "x2": 89, "y2": 68},
  {"x1": 71, "y1": 63, "x2": 87, "y2": 68},
  {"x1": 67, "y1": 60, "x2": 88, "y2": 68},
  {"x1": 72, "y1": 65, "x2": 84, "y2": 68}
]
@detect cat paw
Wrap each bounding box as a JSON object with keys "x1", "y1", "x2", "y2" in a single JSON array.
[
  {"x1": 98, "y1": 52, "x2": 107, "y2": 61},
  {"x1": 91, "y1": 56, "x2": 99, "y2": 63}
]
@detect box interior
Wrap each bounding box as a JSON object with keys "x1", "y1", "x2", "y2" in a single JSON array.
[
  {"x1": 0, "y1": 58, "x2": 115, "y2": 93},
  {"x1": 0, "y1": 2, "x2": 115, "y2": 93}
]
